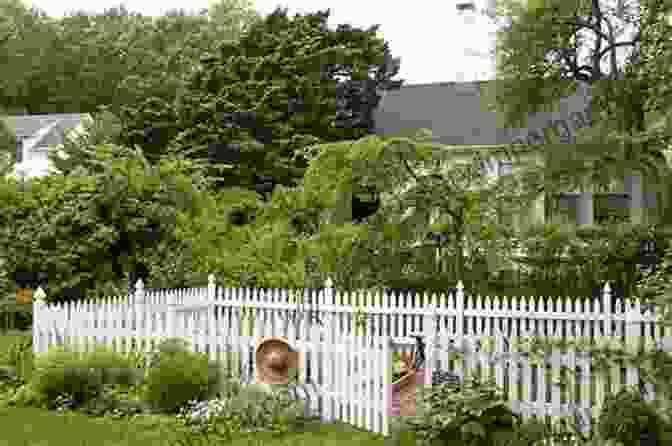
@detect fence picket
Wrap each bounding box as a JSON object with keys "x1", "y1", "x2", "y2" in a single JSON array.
[{"x1": 30, "y1": 276, "x2": 672, "y2": 437}]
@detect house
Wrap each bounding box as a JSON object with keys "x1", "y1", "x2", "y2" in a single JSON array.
[
  {"x1": 372, "y1": 81, "x2": 666, "y2": 230},
  {"x1": 1, "y1": 113, "x2": 93, "y2": 180}
]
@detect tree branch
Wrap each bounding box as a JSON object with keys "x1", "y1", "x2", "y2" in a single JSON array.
[
  {"x1": 398, "y1": 152, "x2": 420, "y2": 183},
  {"x1": 596, "y1": 38, "x2": 640, "y2": 63},
  {"x1": 591, "y1": 0, "x2": 604, "y2": 81},
  {"x1": 549, "y1": 17, "x2": 611, "y2": 43}
]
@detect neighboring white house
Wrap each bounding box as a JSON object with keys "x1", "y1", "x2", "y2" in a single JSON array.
[{"x1": 2, "y1": 113, "x2": 92, "y2": 180}]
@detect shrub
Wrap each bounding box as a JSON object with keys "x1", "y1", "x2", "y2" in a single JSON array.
[
  {"x1": 513, "y1": 415, "x2": 588, "y2": 446},
  {"x1": 403, "y1": 374, "x2": 520, "y2": 446},
  {"x1": 143, "y1": 337, "x2": 193, "y2": 370},
  {"x1": 141, "y1": 347, "x2": 219, "y2": 415},
  {"x1": 29, "y1": 344, "x2": 106, "y2": 406},
  {"x1": 597, "y1": 386, "x2": 663, "y2": 444},
  {"x1": 4, "y1": 382, "x2": 51, "y2": 408},
  {"x1": 2, "y1": 335, "x2": 33, "y2": 383},
  {"x1": 76, "y1": 343, "x2": 142, "y2": 387}
]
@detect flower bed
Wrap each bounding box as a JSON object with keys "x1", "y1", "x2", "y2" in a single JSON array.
[{"x1": 2, "y1": 332, "x2": 671, "y2": 446}]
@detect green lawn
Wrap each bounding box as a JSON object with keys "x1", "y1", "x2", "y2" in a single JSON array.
[{"x1": 0, "y1": 406, "x2": 387, "y2": 446}]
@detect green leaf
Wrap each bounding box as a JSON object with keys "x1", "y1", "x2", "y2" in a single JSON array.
[{"x1": 460, "y1": 420, "x2": 486, "y2": 437}]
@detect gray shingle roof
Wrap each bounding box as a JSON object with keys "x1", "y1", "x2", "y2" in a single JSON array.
[{"x1": 373, "y1": 81, "x2": 592, "y2": 147}]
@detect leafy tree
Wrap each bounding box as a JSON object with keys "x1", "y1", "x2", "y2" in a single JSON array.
[
  {"x1": 637, "y1": 0, "x2": 672, "y2": 118},
  {"x1": 0, "y1": 146, "x2": 211, "y2": 303},
  {"x1": 206, "y1": 0, "x2": 261, "y2": 39},
  {"x1": 0, "y1": 0, "x2": 58, "y2": 114},
  {"x1": 117, "y1": 7, "x2": 403, "y2": 195},
  {"x1": 480, "y1": 0, "x2": 671, "y2": 222},
  {"x1": 0, "y1": 1, "x2": 260, "y2": 115},
  {"x1": 106, "y1": 3, "x2": 260, "y2": 115},
  {"x1": 296, "y1": 131, "x2": 534, "y2": 293}
]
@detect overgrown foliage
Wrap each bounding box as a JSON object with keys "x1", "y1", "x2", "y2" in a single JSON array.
[
  {"x1": 402, "y1": 375, "x2": 520, "y2": 446},
  {"x1": 0, "y1": 0, "x2": 261, "y2": 115},
  {"x1": 0, "y1": 146, "x2": 211, "y2": 302},
  {"x1": 119, "y1": 7, "x2": 403, "y2": 193},
  {"x1": 481, "y1": 0, "x2": 672, "y2": 230},
  {"x1": 498, "y1": 222, "x2": 672, "y2": 299},
  {"x1": 295, "y1": 130, "x2": 539, "y2": 294}
]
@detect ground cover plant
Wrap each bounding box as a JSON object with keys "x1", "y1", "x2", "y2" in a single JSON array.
[
  {"x1": 0, "y1": 333, "x2": 389, "y2": 446},
  {"x1": 2, "y1": 330, "x2": 672, "y2": 445}
]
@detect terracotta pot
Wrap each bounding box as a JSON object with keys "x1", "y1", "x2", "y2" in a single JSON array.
[{"x1": 16, "y1": 288, "x2": 33, "y2": 305}]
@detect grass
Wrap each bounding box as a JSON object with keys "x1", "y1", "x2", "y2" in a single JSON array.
[
  {"x1": 0, "y1": 406, "x2": 387, "y2": 446},
  {"x1": 0, "y1": 329, "x2": 388, "y2": 446}
]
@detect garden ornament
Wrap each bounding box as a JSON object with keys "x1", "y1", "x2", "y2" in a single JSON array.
[{"x1": 255, "y1": 336, "x2": 301, "y2": 386}]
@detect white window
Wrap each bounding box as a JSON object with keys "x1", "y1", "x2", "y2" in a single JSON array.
[{"x1": 499, "y1": 159, "x2": 513, "y2": 176}]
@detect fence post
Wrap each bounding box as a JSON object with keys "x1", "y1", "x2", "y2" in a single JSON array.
[
  {"x1": 134, "y1": 279, "x2": 145, "y2": 333},
  {"x1": 602, "y1": 282, "x2": 612, "y2": 337},
  {"x1": 208, "y1": 274, "x2": 216, "y2": 302},
  {"x1": 323, "y1": 277, "x2": 334, "y2": 341},
  {"x1": 323, "y1": 277, "x2": 333, "y2": 306},
  {"x1": 166, "y1": 287, "x2": 176, "y2": 344},
  {"x1": 207, "y1": 273, "x2": 217, "y2": 325},
  {"x1": 423, "y1": 295, "x2": 437, "y2": 389},
  {"x1": 32, "y1": 287, "x2": 47, "y2": 355},
  {"x1": 456, "y1": 280, "x2": 464, "y2": 341},
  {"x1": 624, "y1": 295, "x2": 639, "y2": 388}
]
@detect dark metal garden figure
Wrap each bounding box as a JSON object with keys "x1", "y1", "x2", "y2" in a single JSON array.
[{"x1": 407, "y1": 332, "x2": 461, "y2": 387}]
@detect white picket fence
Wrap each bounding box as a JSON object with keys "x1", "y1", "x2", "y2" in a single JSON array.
[
  {"x1": 32, "y1": 275, "x2": 672, "y2": 436},
  {"x1": 32, "y1": 278, "x2": 394, "y2": 434}
]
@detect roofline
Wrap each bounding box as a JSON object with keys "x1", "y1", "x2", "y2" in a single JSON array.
[{"x1": 393, "y1": 80, "x2": 490, "y2": 88}]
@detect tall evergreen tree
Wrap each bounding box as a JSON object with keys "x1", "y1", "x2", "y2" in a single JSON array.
[{"x1": 117, "y1": 7, "x2": 403, "y2": 194}]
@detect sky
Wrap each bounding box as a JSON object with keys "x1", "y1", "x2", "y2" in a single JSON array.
[{"x1": 20, "y1": 0, "x2": 500, "y2": 84}]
